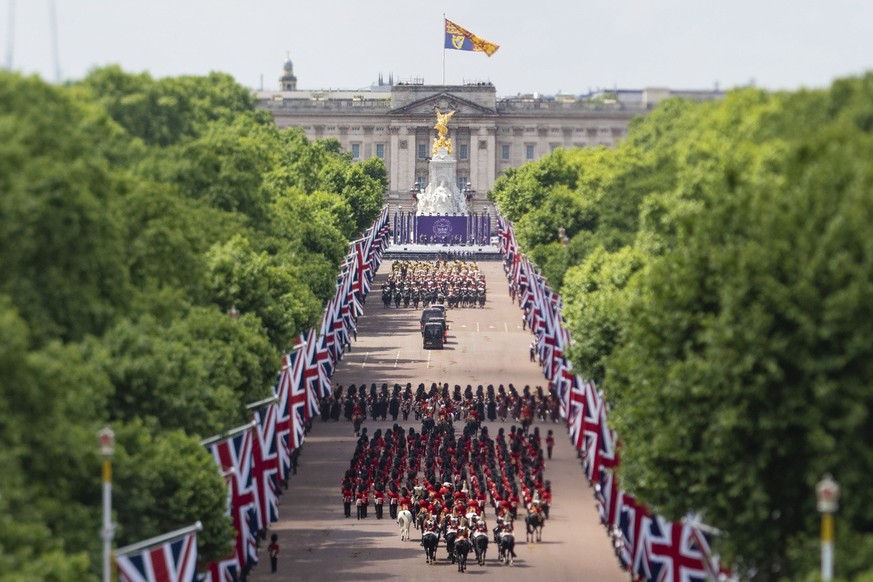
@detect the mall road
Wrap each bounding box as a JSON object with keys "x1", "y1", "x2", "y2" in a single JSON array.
[{"x1": 247, "y1": 259, "x2": 628, "y2": 582}]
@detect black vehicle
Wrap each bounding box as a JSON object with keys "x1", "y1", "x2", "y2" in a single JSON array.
[
  {"x1": 423, "y1": 321, "x2": 445, "y2": 349},
  {"x1": 420, "y1": 305, "x2": 446, "y2": 331}
]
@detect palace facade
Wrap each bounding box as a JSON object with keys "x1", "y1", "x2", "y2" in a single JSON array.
[{"x1": 255, "y1": 58, "x2": 723, "y2": 211}]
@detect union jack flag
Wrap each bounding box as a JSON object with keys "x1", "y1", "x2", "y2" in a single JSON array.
[
  {"x1": 274, "y1": 347, "x2": 305, "y2": 480},
  {"x1": 283, "y1": 356, "x2": 309, "y2": 451},
  {"x1": 251, "y1": 404, "x2": 280, "y2": 529},
  {"x1": 618, "y1": 494, "x2": 652, "y2": 576},
  {"x1": 204, "y1": 423, "x2": 258, "y2": 570},
  {"x1": 581, "y1": 381, "x2": 615, "y2": 482},
  {"x1": 351, "y1": 238, "x2": 371, "y2": 299},
  {"x1": 296, "y1": 330, "x2": 321, "y2": 421},
  {"x1": 304, "y1": 328, "x2": 332, "y2": 401},
  {"x1": 567, "y1": 375, "x2": 587, "y2": 451},
  {"x1": 346, "y1": 284, "x2": 364, "y2": 320},
  {"x1": 319, "y1": 297, "x2": 337, "y2": 365},
  {"x1": 595, "y1": 468, "x2": 623, "y2": 530},
  {"x1": 341, "y1": 302, "x2": 356, "y2": 342},
  {"x1": 316, "y1": 331, "x2": 335, "y2": 379},
  {"x1": 116, "y1": 526, "x2": 199, "y2": 582},
  {"x1": 328, "y1": 278, "x2": 350, "y2": 361},
  {"x1": 372, "y1": 208, "x2": 390, "y2": 265},
  {"x1": 200, "y1": 555, "x2": 238, "y2": 582},
  {"x1": 555, "y1": 365, "x2": 576, "y2": 420},
  {"x1": 497, "y1": 215, "x2": 516, "y2": 257},
  {"x1": 647, "y1": 517, "x2": 710, "y2": 582}
]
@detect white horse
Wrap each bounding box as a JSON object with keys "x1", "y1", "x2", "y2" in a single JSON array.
[{"x1": 397, "y1": 509, "x2": 413, "y2": 541}]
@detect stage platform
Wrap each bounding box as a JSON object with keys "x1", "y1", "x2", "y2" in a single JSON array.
[{"x1": 382, "y1": 242, "x2": 502, "y2": 261}]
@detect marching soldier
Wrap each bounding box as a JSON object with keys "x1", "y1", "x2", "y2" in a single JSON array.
[{"x1": 374, "y1": 484, "x2": 385, "y2": 520}]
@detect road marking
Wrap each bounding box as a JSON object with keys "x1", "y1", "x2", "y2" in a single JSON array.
[
  {"x1": 394, "y1": 351, "x2": 400, "y2": 368},
  {"x1": 504, "y1": 322, "x2": 508, "y2": 332},
  {"x1": 427, "y1": 349, "x2": 432, "y2": 368},
  {"x1": 476, "y1": 322, "x2": 480, "y2": 333},
  {"x1": 361, "y1": 352, "x2": 369, "y2": 368}
]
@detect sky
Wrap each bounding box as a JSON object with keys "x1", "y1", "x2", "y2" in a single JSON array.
[{"x1": 2, "y1": 0, "x2": 873, "y2": 97}]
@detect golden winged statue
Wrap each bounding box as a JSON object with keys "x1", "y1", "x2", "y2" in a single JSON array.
[{"x1": 433, "y1": 107, "x2": 456, "y2": 155}]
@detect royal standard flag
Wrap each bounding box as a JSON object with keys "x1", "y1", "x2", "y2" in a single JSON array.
[{"x1": 444, "y1": 19, "x2": 499, "y2": 57}]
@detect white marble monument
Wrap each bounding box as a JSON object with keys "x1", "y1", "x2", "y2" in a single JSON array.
[{"x1": 415, "y1": 108, "x2": 469, "y2": 216}]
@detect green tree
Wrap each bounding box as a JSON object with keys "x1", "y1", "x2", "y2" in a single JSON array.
[
  {"x1": 0, "y1": 72, "x2": 131, "y2": 344},
  {"x1": 0, "y1": 454, "x2": 95, "y2": 582},
  {"x1": 562, "y1": 246, "x2": 645, "y2": 384},
  {"x1": 605, "y1": 84, "x2": 873, "y2": 578},
  {"x1": 205, "y1": 235, "x2": 322, "y2": 351},
  {"x1": 112, "y1": 420, "x2": 234, "y2": 563},
  {"x1": 170, "y1": 118, "x2": 278, "y2": 225},
  {"x1": 320, "y1": 161, "x2": 387, "y2": 233},
  {"x1": 97, "y1": 306, "x2": 275, "y2": 436},
  {"x1": 80, "y1": 66, "x2": 259, "y2": 147}
]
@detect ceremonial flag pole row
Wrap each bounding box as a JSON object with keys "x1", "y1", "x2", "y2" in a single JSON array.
[
  {"x1": 193, "y1": 205, "x2": 391, "y2": 581},
  {"x1": 108, "y1": 207, "x2": 391, "y2": 582},
  {"x1": 496, "y1": 214, "x2": 735, "y2": 582}
]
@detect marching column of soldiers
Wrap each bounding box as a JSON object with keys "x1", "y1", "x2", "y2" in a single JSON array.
[
  {"x1": 338, "y1": 383, "x2": 554, "y2": 554},
  {"x1": 381, "y1": 260, "x2": 487, "y2": 309},
  {"x1": 320, "y1": 382, "x2": 563, "y2": 429}
]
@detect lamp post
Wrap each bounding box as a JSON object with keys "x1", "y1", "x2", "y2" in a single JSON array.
[
  {"x1": 816, "y1": 473, "x2": 840, "y2": 581},
  {"x1": 99, "y1": 426, "x2": 115, "y2": 582}
]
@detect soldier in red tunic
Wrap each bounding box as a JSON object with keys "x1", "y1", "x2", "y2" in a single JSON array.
[
  {"x1": 546, "y1": 429, "x2": 555, "y2": 459},
  {"x1": 387, "y1": 486, "x2": 400, "y2": 519},
  {"x1": 373, "y1": 485, "x2": 385, "y2": 520}
]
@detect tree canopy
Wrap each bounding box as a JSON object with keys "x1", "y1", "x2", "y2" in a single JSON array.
[
  {"x1": 491, "y1": 76, "x2": 873, "y2": 580},
  {"x1": 0, "y1": 66, "x2": 386, "y2": 578}
]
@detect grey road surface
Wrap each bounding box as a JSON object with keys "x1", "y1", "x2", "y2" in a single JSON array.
[{"x1": 248, "y1": 259, "x2": 628, "y2": 582}]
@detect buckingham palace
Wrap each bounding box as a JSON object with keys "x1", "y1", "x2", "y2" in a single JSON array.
[{"x1": 255, "y1": 57, "x2": 722, "y2": 211}]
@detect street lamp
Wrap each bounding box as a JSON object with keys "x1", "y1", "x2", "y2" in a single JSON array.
[
  {"x1": 816, "y1": 473, "x2": 840, "y2": 581},
  {"x1": 98, "y1": 426, "x2": 115, "y2": 582}
]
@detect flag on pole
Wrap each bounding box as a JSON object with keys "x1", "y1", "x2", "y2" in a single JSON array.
[
  {"x1": 116, "y1": 523, "x2": 201, "y2": 582},
  {"x1": 251, "y1": 404, "x2": 280, "y2": 528},
  {"x1": 445, "y1": 19, "x2": 499, "y2": 56},
  {"x1": 274, "y1": 346, "x2": 305, "y2": 480},
  {"x1": 647, "y1": 517, "x2": 711, "y2": 582},
  {"x1": 203, "y1": 423, "x2": 259, "y2": 571}
]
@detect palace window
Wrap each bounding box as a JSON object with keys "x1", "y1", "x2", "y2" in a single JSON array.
[
  {"x1": 418, "y1": 143, "x2": 427, "y2": 159},
  {"x1": 351, "y1": 143, "x2": 361, "y2": 160},
  {"x1": 526, "y1": 144, "x2": 535, "y2": 160},
  {"x1": 375, "y1": 143, "x2": 385, "y2": 159},
  {"x1": 501, "y1": 144, "x2": 510, "y2": 160},
  {"x1": 459, "y1": 143, "x2": 468, "y2": 160}
]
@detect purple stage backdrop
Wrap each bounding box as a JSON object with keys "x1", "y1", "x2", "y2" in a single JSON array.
[{"x1": 416, "y1": 216, "x2": 468, "y2": 243}]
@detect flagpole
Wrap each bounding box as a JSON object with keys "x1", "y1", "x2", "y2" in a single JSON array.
[
  {"x1": 442, "y1": 14, "x2": 446, "y2": 85},
  {"x1": 246, "y1": 394, "x2": 279, "y2": 410},
  {"x1": 98, "y1": 426, "x2": 115, "y2": 582},
  {"x1": 199, "y1": 420, "x2": 258, "y2": 447},
  {"x1": 115, "y1": 522, "x2": 203, "y2": 557}
]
